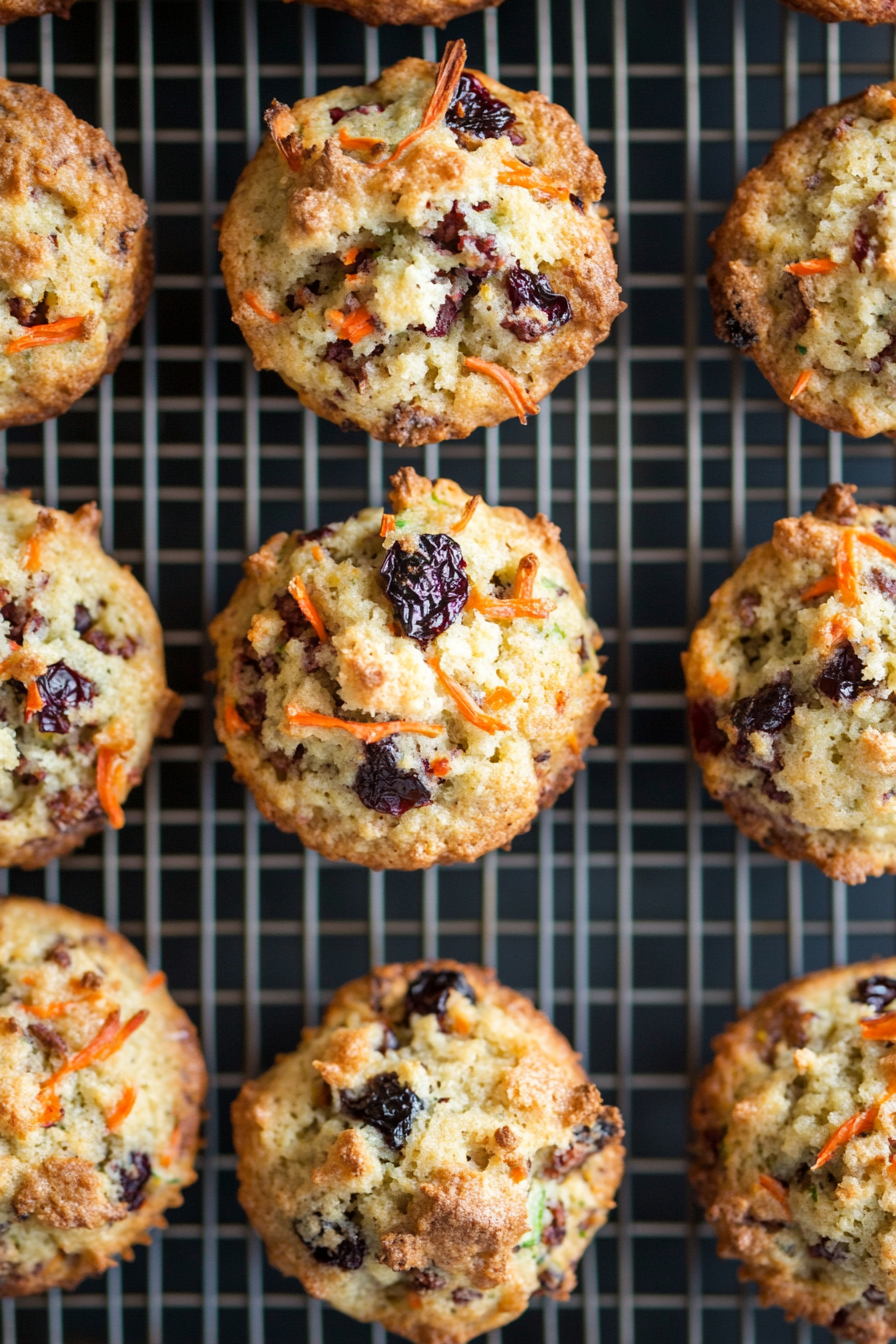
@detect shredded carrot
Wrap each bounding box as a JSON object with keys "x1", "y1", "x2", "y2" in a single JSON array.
[
  {"x1": 285, "y1": 707, "x2": 443, "y2": 743},
  {"x1": 452, "y1": 495, "x2": 481, "y2": 533},
  {"x1": 96, "y1": 746, "x2": 127, "y2": 831},
  {"x1": 311, "y1": 544, "x2": 324, "y2": 561},
  {"x1": 326, "y1": 306, "x2": 375, "y2": 344},
  {"x1": 508, "y1": 1164, "x2": 527, "y2": 1183},
  {"x1": 342, "y1": 247, "x2": 360, "y2": 266},
  {"x1": 40, "y1": 1008, "x2": 149, "y2": 1094},
  {"x1": 464, "y1": 356, "x2": 539, "y2": 424},
  {"x1": 407, "y1": 1291, "x2": 424, "y2": 1310},
  {"x1": 24, "y1": 680, "x2": 43, "y2": 723},
  {"x1": 800, "y1": 574, "x2": 837, "y2": 602},
  {"x1": 484, "y1": 686, "x2": 515, "y2": 711},
  {"x1": 24, "y1": 995, "x2": 102, "y2": 1019},
  {"x1": 888, "y1": 96, "x2": 896, "y2": 118},
  {"x1": 338, "y1": 126, "x2": 385, "y2": 154},
  {"x1": 159, "y1": 1122, "x2": 182, "y2": 1168},
  {"x1": 512, "y1": 554, "x2": 539, "y2": 600},
  {"x1": 861, "y1": 1010, "x2": 896, "y2": 1040},
  {"x1": 361, "y1": 39, "x2": 467, "y2": 170},
  {"x1": 704, "y1": 668, "x2": 731, "y2": 697},
  {"x1": 428, "y1": 756, "x2": 451, "y2": 777},
  {"x1": 783, "y1": 259, "x2": 838, "y2": 277},
  {"x1": 380, "y1": 512, "x2": 396, "y2": 537},
  {"x1": 287, "y1": 573, "x2": 328, "y2": 643},
  {"x1": 0, "y1": 648, "x2": 46, "y2": 684},
  {"x1": 142, "y1": 970, "x2": 166, "y2": 994},
  {"x1": 466, "y1": 586, "x2": 555, "y2": 621},
  {"x1": 223, "y1": 700, "x2": 251, "y2": 737},
  {"x1": 856, "y1": 529, "x2": 896, "y2": 566},
  {"x1": 836, "y1": 528, "x2": 860, "y2": 606},
  {"x1": 21, "y1": 513, "x2": 55, "y2": 573},
  {"x1": 428, "y1": 654, "x2": 509, "y2": 733},
  {"x1": 264, "y1": 99, "x2": 304, "y2": 171},
  {"x1": 39, "y1": 1092, "x2": 62, "y2": 1127},
  {"x1": 811, "y1": 1100, "x2": 881, "y2": 1170},
  {"x1": 497, "y1": 155, "x2": 570, "y2": 203},
  {"x1": 790, "y1": 370, "x2": 812, "y2": 401},
  {"x1": 106, "y1": 1084, "x2": 137, "y2": 1132},
  {"x1": 243, "y1": 291, "x2": 281, "y2": 323},
  {"x1": 7, "y1": 315, "x2": 86, "y2": 355},
  {"x1": 757, "y1": 1173, "x2": 792, "y2": 1219}
]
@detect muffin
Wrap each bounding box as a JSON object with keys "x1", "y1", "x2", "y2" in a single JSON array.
[
  {"x1": 209, "y1": 466, "x2": 608, "y2": 871},
  {"x1": 233, "y1": 960, "x2": 623, "y2": 1344},
  {"x1": 780, "y1": 0, "x2": 896, "y2": 20},
  {"x1": 708, "y1": 81, "x2": 896, "y2": 439},
  {"x1": 690, "y1": 956, "x2": 896, "y2": 1342},
  {"x1": 682, "y1": 482, "x2": 896, "y2": 883},
  {"x1": 0, "y1": 0, "x2": 76, "y2": 20},
  {"x1": 0, "y1": 896, "x2": 205, "y2": 1296},
  {"x1": 0, "y1": 79, "x2": 151, "y2": 429},
  {"x1": 282, "y1": 0, "x2": 502, "y2": 28},
  {"x1": 0, "y1": 490, "x2": 180, "y2": 870},
  {"x1": 218, "y1": 40, "x2": 622, "y2": 448}
]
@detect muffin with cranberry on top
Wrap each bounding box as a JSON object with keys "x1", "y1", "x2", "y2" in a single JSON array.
[
  {"x1": 219, "y1": 41, "x2": 622, "y2": 447},
  {"x1": 210, "y1": 466, "x2": 607, "y2": 870},
  {"x1": 233, "y1": 960, "x2": 623, "y2": 1343}
]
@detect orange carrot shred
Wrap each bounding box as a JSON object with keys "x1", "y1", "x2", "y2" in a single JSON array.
[
  {"x1": 338, "y1": 126, "x2": 385, "y2": 153},
  {"x1": 508, "y1": 1164, "x2": 527, "y2": 1183},
  {"x1": 39, "y1": 1092, "x2": 62, "y2": 1127},
  {"x1": 380, "y1": 512, "x2": 396, "y2": 537},
  {"x1": 96, "y1": 746, "x2": 127, "y2": 830},
  {"x1": 142, "y1": 970, "x2": 166, "y2": 994},
  {"x1": 466, "y1": 587, "x2": 555, "y2": 621},
  {"x1": 40, "y1": 1008, "x2": 149, "y2": 1094},
  {"x1": 836, "y1": 528, "x2": 860, "y2": 606},
  {"x1": 782, "y1": 259, "x2": 838, "y2": 277},
  {"x1": 285, "y1": 708, "x2": 443, "y2": 743},
  {"x1": 24, "y1": 680, "x2": 43, "y2": 723},
  {"x1": 483, "y1": 686, "x2": 515, "y2": 711},
  {"x1": 451, "y1": 495, "x2": 481, "y2": 533},
  {"x1": 856, "y1": 529, "x2": 896, "y2": 566},
  {"x1": 287, "y1": 573, "x2": 329, "y2": 643},
  {"x1": 264, "y1": 99, "x2": 304, "y2": 171},
  {"x1": 428, "y1": 654, "x2": 510, "y2": 734},
  {"x1": 159, "y1": 1121, "x2": 182, "y2": 1169},
  {"x1": 800, "y1": 574, "x2": 837, "y2": 602},
  {"x1": 704, "y1": 668, "x2": 730, "y2": 697},
  {"x1": 343, "y1": 247, "x2": 360, "y2": 265},
  {"x1": 497, "y1": 155, "x2": 570, "y2": 203},
  {"x1": 811, "y1": 1101, "x2": 880, "y2": 1169},
  {"x1": 7, "y1": 315, "x2": 86, "y2": 355},
  {"x1": 861, "y1": 1010, "x2": 896, "y2": 1040},
  {"x1": 757, "y1": 1174, "x2": 792, "y2": 1219},
  {"x1": 244, "y1": 291, "x2": 281, "y2": 323},
  {"x1": 106, "y1": 1084, "x2": 137, "y2": 1132},
  {"x1": 311, "y1": 544, "x2": 324, "y2": 561},
  {"x1": 464, "y1": 357, "x2": 539, "y2": 424},
  {"x1": 326, "y1": 306, "x2": 375, "y2": 344},
  {"x1": 223, "y1": 699, "x2": 251, "y2": 737},
  {"x1": 25, "y1": 996, "x2": 102, "y2": 1019},
  {"x1": 790, "y1": 370, "x2": 812, "y2": 401},
  {"x1": 429, "y1": 756, "x2": 451, "y2": 777},
  {"x1": 512, "y1": 554, "x2": 539, "y2": 600},
  {"x1": 360, "y1": 39, "x2": 467, "y2": 169}
]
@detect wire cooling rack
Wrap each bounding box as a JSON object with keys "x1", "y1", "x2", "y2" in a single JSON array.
[{"x1": 2, "y1": 1, "x2": 896, "y2": 1341}]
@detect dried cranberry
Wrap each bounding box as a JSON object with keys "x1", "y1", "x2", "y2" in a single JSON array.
[
  {"x1": 808, "y1": 1238, "x2": 848, "y2": 1263},
  {"x1": 737, "y1": 592, "x2": 761, "y2": 627},
  {"x1": 114, "y1": 1152, "x2": 151, "y2": 1210},
  {"x1": 412, "y1": 1270, "x2": 446, "y2": 1290},
  {"x1": 1, "y1": 596, "x2": 30, "y2": 644},
  {"x1": 865, "y1": 1287, "x2": 887, "y2": 1305},
  {"x1": 324, "y1": 338, "x2": 383, "y2": 388},
  {"x1": 853, "y1": 227, "x2": 873, "y2": 269},
  {"x1": 452, "y1": 1288, "x2": 482, "y2": 1304},
  {"x1": 33, "y1": 662, "x2": 96, "y2": 733},
  {"x1": 82, "y1": 627, "x2": 136, "y2": 659},
  {"x1": 570, "y1": 193, "x2": 585, "y2": 212},
  {"x1": 380, "y1": 533, "x2": 468, "y2": 645},
  {"x1": 502, "y1": 265, "x2": 572, "y2": 343},
  {"x1": 729, "y1": 676, "x2": 795, "y2": 755},
  {"x1": 445, "y1": 73, "x2": 523, "y2": 144},
  {"x1": 817, "y1": 643, "x2": 872, "y2": 703},
  {"x1": 854, "y1": 975, "x2": 896, "y2": 1012},
  {"x1": 354, "y1": 737, "x2": 432, "y2": 817},
  {"x1": 406, "y1": 967, "x2": 475, "y2": 1022},
  {"x1": 297, "y1": 1216, "x2": 366, "y2": 1270},
  {"x1": 425, "y1": 204, "x2": 467, "y2": 254},
  {"x1": 543, "y1": 1113, "x2": 620, "y2": 1178},
  {"x1": 761, "y1": 775, "x2": 791, "y2": 805},
  {"x1": 238, "y1": 690, "x2": 267, "y2": 734},
  {"x1": 273, "y1": 590, "x2": 310, "y2": 641},
  {"x1": 329, "y1": 107, "x2": 346, "y2": 123},
  {"x1": 542, "y1": 1203, "x2": 567, "y2": 1246},
  {"x1": 339, "y1": 1072, "x2": 423, "y2": 1150},
  {"x1": 73, "y1": 603, "x2": 93, "y2": 636},
  {"x1": 422, "y1": 293, "x2": 462, "y2": 338},
  {"x1": 8, "y1": 296, "x2": 47, "y2": 327},
  {"x1": 688, "y1": 700, "x2": 727, "y2": 756}
]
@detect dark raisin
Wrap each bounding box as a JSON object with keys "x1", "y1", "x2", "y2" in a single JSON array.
[
  {"x1": 722, "y1": 311, "x2": 756, "y2": 349},
  {"x1": 534, "y1": 750, "x2": 551, "y2": 763},
  {"x1": 273, "y1": 590, "x2": 310, "y2": 641},
  {"x1": 44, "y1": 939, "x2": 70, "y2": 967},
  {"x1": 297, "y1": 1215, "x2": 366, "y2": 1270},
  {"x1": 452, "y1": 1288, "x2": 482, "y2": 1304},
  {"x1": 406, "y1": 968, "x2": 475, "y2": 1023},
  {"x1": 412, "y1": 1270, "x2": 446, "y2": 1291},
  {"x1": 381, "y1": 1023, "x2": 399, "y2": 1052},
  {"x1": 808, "y1": 1238, "x2": 848, "y2": 1263},
  {"x1": 82, "y1": 627, "x2": 136, "y2": 659},
  {"x1": 570, "y1": 193, "x2": 584, "y2": 212},
  {"x1": 688, "y1": 700, "x2": 727, "y2": 757},
  {"x1": 869, "y1": 568, "x2": 896, "y2": 601},
  {"x1": 114, "y1": 1152, "x2": 152, "y2": 1210},
  {"x1": 425, "y1": 204, "x2": 467, "y2": 254},
  {"x1": 422, "y1": 293, "x2": 462, "y2": 338},
  {"x1": 238, "y1": 690, "x2": 267, "y2": 734},
  {"x1": 542, "y1": 1203, "x2": 567, "y2": 1246},
  {"x1": 543, "y1": 1112, "x2": 620, "y2": 1178},
  {"x1": 865, "y1": 1286, "x2": 887, "y2": 1305},
  {"x1": 415, "y1": 271, "x2": 482, "y2": 339},
  {"x1": 8, "y1": 296, "x2": 48, "y2": 328},
  {"x1": 737, "y1": 592, "x2": 761, "y2": 627},
  {"x1": 817, "y1": 643, "x2": 872, "y2": 703},
  {"x1": 339, "y1": 1071, "x2": 424, "y2": 1150},
  {"x1": 354, "y1": 737, "x2": 432, "y2": 817},
  {"x1": 730, "y1": 676, "x2": 795, "y2": 759},
  {"x1": 502, "y1": 264, "x2": 572, "y2": 343},
  {"x1": 379, "y1": 533, "x2": 468, "y2": 645},
  {"x1": 854, "y1": 975, "x2": 896, "y2": 1013},
  {"x1": 266, "y1": 746, "x2": 303, "y2": 780},
  {"x1": 80, "y1": 971, "x2": 102, "y2": 990},
  {"x1": 1, "y1": 597, "x2": 30, "y2": 644},
  {"x1": 853, "y1": 227, "x2": 872, "y2": 269},
  {"x1": 33, "y1": 662, "x2": 96, "y2": 734},
  {"x1": 537, "y1": 1268, "x2": 566, "y2": 1295},
  {"x1": 445, "y1": 73, "x2": 523, "y2": 144},
  {"x1": 324, "y1": 338, "x2": 384, "y2": 388},
  {"x1": 27, "y1": 1023, "x2": 67, "y2": 1055},
  {"x1": 73, "y1": 603, "x2": 93, "y2": 636},
  {"x1": 761, "y1": 775, "x2": 791, "y2": 805}
]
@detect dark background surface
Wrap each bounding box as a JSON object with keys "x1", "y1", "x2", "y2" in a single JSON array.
[{"x1": 1, "y1": 0, "x2": 895, "y2": 1340}]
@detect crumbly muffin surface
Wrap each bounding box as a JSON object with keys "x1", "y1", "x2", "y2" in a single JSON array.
[
  {"x1": 233, "y1": 960, "x2": 623, "y2": 1344},
  {"x1": 210, "y1": 467, "x2": 608, "y2": 870},
  {"x1": 283, "y1": 0, "x2": 502, "y2": 28},
  {"x1": 709, "y1": 82, "x2": 896, "y2": 438},
  {"x1": 0, "y1": 897, "x2": 205, "y2": 1296},
  {"x1": 780, "y1": 0, "x2": 896, "y2": 19},
  {"x1": 684, "y1": 483, "x2": 896, "y2": 884},
  {"x1": 0, "y1": 491, "x2": 180, "y2": 869},
  {"x1": 219, "y1": 44, "x2": 622, "y2": 447},
  {"x1": 692, "y1": 957, "x2": 896, "y2": 1343}
]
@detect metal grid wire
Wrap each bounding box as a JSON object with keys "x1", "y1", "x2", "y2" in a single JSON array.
[{"x1": 2, "y1": 0, "x2": 896, "y2": 1340}]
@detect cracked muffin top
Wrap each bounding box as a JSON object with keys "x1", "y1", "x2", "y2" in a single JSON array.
[
  {"x1": 692, "y1": 957, "x2": 896, "y2": 1344},
  {"x1": 779, "y1": 0, "x2": 896, "y2": 20},
  {"x1": 209, "y1": 467, "x2": 608, "y2": 871},
  {"x1": 219, "y1": 42, "x2": 622, "y2": 447},
  {"x1": 0, "y1": 1, "x2": 76, "y2": 21},
  {"x1": 282, "y1": 0, "x2": 503, "y2": 28},
  {"x1": 0, "y1": 79, "x2": 151, "y2": 428},
  {"x1": 233, "y1": 960, "x2": 623, "y2": 1344},
  {"x1": 683, "y1": 483, "x2": 896, "y2": 885},
  {"x1": 0, "y1": 491, "x2": 180, "y2": 870},
  {"x1": 709, "y1": 82, "x2": 896, "y2": 438},
  {"x1": 0, "y1": 897, "x2": 205, "y2": 1297}
]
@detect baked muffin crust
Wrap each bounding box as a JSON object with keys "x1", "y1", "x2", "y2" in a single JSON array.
[
  {"x1": 283, "y1": 0, "x2": 502, "y2": 28},
  {"x1": 234, "y1": 960, "x2": 623, "y2": 1344},
  {"x1": 780, "y1": 0, "x2": 896, "y2": 20},
  {"x1": 219, "y1": 42, "x2": 622, "y2": 447},
  {"x1": 0, "y1": 79, "x2": 151, "y2": 428},
  {"x1": 210, "y1": 467, "x2": 608, "y2": 870},
  {"x1": 692, "y1": 957, "x2": 896, "y2": 1342},
  {"x1": 0, "y1": 897, "x2": 205, "y2": 1295}
]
